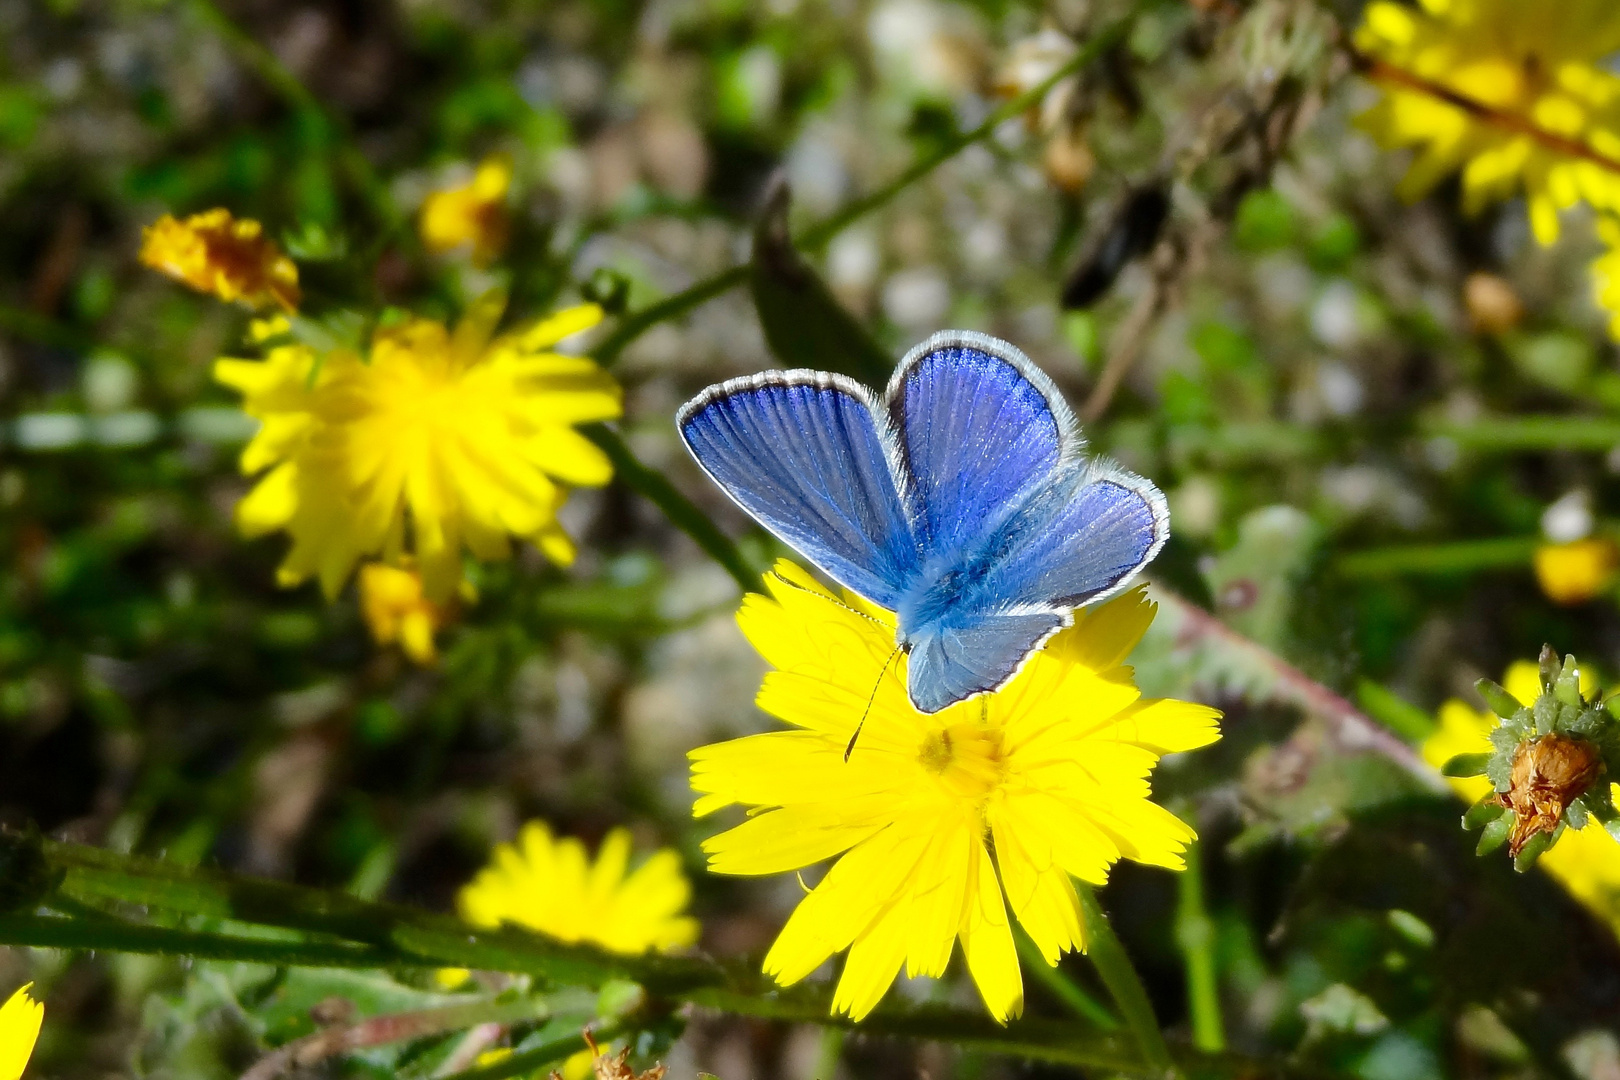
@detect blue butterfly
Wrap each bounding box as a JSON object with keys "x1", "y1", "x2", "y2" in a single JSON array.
[{"x1": 677, "y1": 330, "x2": 1169, "y2": 718}]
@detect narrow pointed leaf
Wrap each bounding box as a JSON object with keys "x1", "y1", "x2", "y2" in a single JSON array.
[
  {"x1": 1476, "y1": 816, "x2": 1510, "y2": 856},
  {"x1": 749, "y1": 175, "x2": 891, "y2": 386},
  {"x1": 1440, "y1": 752, "x2": 1491, "y2": 778},
  {"x1": 1462, "y1": 799, "x2": 1506, "y2": 830},
  {"x1": 1475, "y1": 679, "x2": 1521, "y2": 719},
  {"x1": 1513, "y1": 827, "x2": 1558, "y2": 872}
]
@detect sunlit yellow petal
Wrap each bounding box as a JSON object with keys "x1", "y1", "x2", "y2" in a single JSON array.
[
  {"x1": 458, "y1": 820, "x2": 698, "y2": 956},
  {"x1": 694, "y1": 561, "x2": 1220, "y2": 1021},
  {"x1": 0, "y1": 983, "x2": 42, "y2": 1080}
]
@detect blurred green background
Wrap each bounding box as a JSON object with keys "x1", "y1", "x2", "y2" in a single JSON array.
[{"x1": 6, "y1": 0, "x2": 1620, "y2": 1076}]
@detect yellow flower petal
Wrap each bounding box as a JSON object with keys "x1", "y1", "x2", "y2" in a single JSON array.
[
  {"x1": 213, "y1": 296, "x2": 621, "y2": 602},
  {"x1": 0, "y1": 983, "x2": 42, "y2": 1080},
  {"x1": 694, "y1": 562, "x2": 1220, "y2": 1021},
  {"x1": 457, "y1": 821, "x2": 699, "y2": 955}
]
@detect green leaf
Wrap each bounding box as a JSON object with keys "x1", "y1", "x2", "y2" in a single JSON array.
[
  {"x1": 1475, "y1": 679, "x2": 1522, "y2": 719},
  {"x1": 1462, "y1": 799, "x2": 1506, "y2": 830},
  {"x1": 1476, "y1": 816, "x2": 1510, "y2": 856},
  {"x1": 1356, "y1": 680, "x2": 1435, "y2": 741},
  {"x1": 1539, "y1": 645, "x2": 1560, "y2": 692},
  {"x1": 1441, "y1": 753, "x2": 1491, "y2": 778},
  {"x1": 749, "y1": 176, "x2": 891, "y2": 386},
  {"x1": 1566, "y1": 797, "x2": 1590, "y2": 831},
  {"x1": 1513, "y1": 827, "x2": 1557, "y2": 872},
  {"x1": 1554, "y1": 655, "x2": 1584, "y2": 706}
]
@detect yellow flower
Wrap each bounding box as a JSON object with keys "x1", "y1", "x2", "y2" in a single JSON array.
[
  {"x1": 0, "y1": 984, "x2": 42, "y2": 1080},
  {"x1": 1424, "y1": 661, "x2": 1620, "y2": 938},
  {"x1": 420, "y1": 156, "x2": 513, "y2": 266},
  {"x1": 215, "y1": 296, "x2": 619, "y2": 602},
  {"x1": 689, "y1": 562, "x2": 1221, "y2": 1023},
  {"x1": 359, "y1": 562, "x2": 468, "y2": 664},
  {"x1": 1594, "y1": 216, "x2": 1620, "y2": 341},
  {"x1": 1354, "y1": 0, "x2": 1620, "y2": 244},
  {"x1": 1534, "y1": 537, "x2": 1619, "y2": 605},
  {"x1": 458, "y1": 821, "x2": 700, "y2": 954},
  {"x1": 139, "y1": 209, "x2": 301, "y2": 312}
]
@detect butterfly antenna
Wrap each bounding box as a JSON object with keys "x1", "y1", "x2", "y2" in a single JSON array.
[{"x1": 846, "y1": 643, "x2": 904, "y2": 761}]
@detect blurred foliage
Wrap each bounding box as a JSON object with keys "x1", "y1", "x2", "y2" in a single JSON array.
[{"x1": 6, "y1": 0, "x2": 1620, "y2": 1077}]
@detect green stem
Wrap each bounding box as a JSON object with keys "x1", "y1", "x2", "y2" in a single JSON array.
[
  {"x1": 592, "y1": 16, "x2": 1131, "y2": 368},
  {"x1": 1335, "y1": 536, "x2": 1538, "y2": 578},
  {"x1": 1076, "y1": 883, "x2": 1176, "y2": 1078},
  {"x1": 1173, "y1": 841, "x2": 1224, "y2": 1053},
  {"x1": 0, "y1": 912, "x2": 403, "y2": 969},
  {"x1": 3, "y1": 835, "x2": 1324, "y2": 1078},
  {"x1": 582, "y1": 424, "x2": 759, "y2": 592},
  {"x1": 813, "y1": 1026, "x2": 846, "y2": 1080},
  {"x1": 1423, "y1": 416, "x2": 1620, "y2": 452},
  {"x1": 438, "y1": 1024, "x2": 621, "y2": 1080},
  {"x1": 1013, "y1": 927, "x2": 1119, "y2": 1030}
]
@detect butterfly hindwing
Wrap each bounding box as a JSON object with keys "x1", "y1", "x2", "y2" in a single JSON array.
[
  {"x1": 905, "y1": 611, "x2": 1069, "y2": 715},
  {"x1": 885, "y1": 332, "x2": 1073, "y2": 554},
  {"x1": 677, "y1": 372, "x2": 917, "y2": 608},
  {"x1": 985, "y1": 465, "x2": 1168, "y2": 611}
]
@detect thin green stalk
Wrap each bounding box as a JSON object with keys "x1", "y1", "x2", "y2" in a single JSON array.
[
  {"x1": 592, "y1": 16, "x2": 1131, "y2": 368},
  {"x1": 1423, "y1": 415, "x2": 1620, "y2": 452},
  {"x1": 438, "y1": 1024, "x2": 621, "y2": 1080},
  {"x1": 4, "y1": 835, "x2": 1328, "y2": 1078},
  {"x1": 582, "y1": 424, "x2": 759, "y2": 592},
  {"x1": 1173, "y1": 841, "x2": 1224, "y2": 1053},
  {"x1": 1076, "y1": 883, "x2": 1176, "y2": 1078},
  {"x1": 813, "y1": 1027, "x2": 846, "y2": 1080},
  {"x1": 1335, "y1": 536, "x2": 1538, "y2": 578},
  {"x1": 0, "y1": 912, "x2": 404, "y2": 969},
  {"x1": 1013, "y1": 927, "x2": 1119, "y2": 1030}
]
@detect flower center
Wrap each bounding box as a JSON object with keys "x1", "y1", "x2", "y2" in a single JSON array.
[{"x1": 917, "y1": 720, "x2": 1008, "y2": 801}]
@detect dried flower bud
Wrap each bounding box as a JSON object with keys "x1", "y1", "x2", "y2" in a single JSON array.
[
  {"x1": 1458, "y1": 646, "x2": 1620, "y2": 869},
  {"x1": 1493, "y1": 733, "x2": 1603, "y2": 856}
]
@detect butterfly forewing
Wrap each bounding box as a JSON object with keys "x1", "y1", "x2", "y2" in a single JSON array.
[
  {"x1": 886, "y1": 333, "x2": 1071, "y2": 555},
  {"x1": 677, "y1": 373, "x2": 917, "y2": 608}
]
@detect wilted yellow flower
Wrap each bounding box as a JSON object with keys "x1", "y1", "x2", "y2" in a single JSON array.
[
  {"x1": 690, "y1": 563, "x2": 1221, "y2": 1023},
  {"x1": 1425, "y1": 661, "x2": 1620, "y2": 937},
  {"x1": 458, "y1": 821, "x2": 699, "y2": 954},
  {"x1": 421, "y1": 156, "x2": 512, "y2": 265},
  {"x1": 215, "y1": 297, "x2": 619, "y2": 602},
  {"x1": 139, "y1": 209, "x2": 301, "y2": 312},
  {"x1": 1534, "y1": 537, "x2": 1619, "y2": 605},
  {"x1": 0, "y1": 984, "x2": 42, "y2": 1080},
  {"x1": 1594, "y1": 216, "x2": 1620, "y2": 341},
  {"x1": 1354, "y1": 0, "x2": 1620, "y2": 244},
  {"x1": 359, "y1": 562, "x2": 467, "y2": 664}
]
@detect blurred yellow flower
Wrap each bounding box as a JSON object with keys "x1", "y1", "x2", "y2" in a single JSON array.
[
  {"x1": 359, "y1": 562, "x2": 468, "y2": 664},
  {"x1": 421, "y1": 156, "x2": 512, "y2": 265},
  {"x1": 1354, "y1": 0, "x2": 1620, "y2": 244},
  {"x1": 0, "y1": 983, "x2": 42, "y2": 1080},
  {"x1": 139, "y1": 209, "x2": 301, "y2": 312},
  {"x1": 690, "y1": 563, "x2": 1221, "y2": 1023},
  {"x1": 1534, "y1": 537, "x2": 1619, "y2": 605},
  {"x1": 215, "y1": 297, "x2": 619, "y2": 602},
  {"x1": 458, "y1": 821, "x2": 699, "y2": 954},
  {"x1": 1424, "y1": 660, "x2": 1620, "y2": 938},
  {"x1": 1594, "y1": 216, "x2": 1620, "y2": 341}
]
